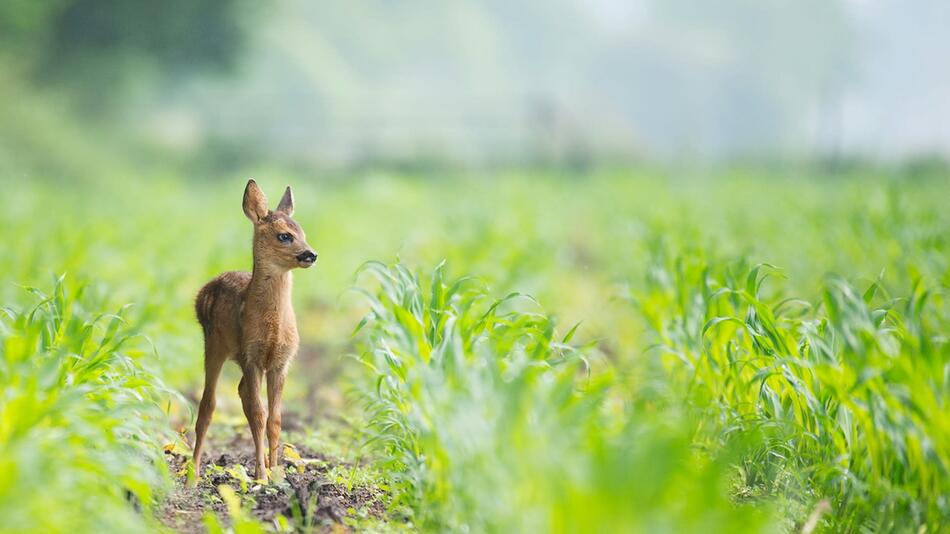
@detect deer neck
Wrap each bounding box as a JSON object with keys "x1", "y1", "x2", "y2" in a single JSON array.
[{"x1": 246, "y1": 261, "x2": 293, "y2": 316}]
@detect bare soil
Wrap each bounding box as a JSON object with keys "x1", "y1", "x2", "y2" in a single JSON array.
[
  {"x1": 156, "y1": 341, "x2": 385, "y2": 532},
  {"x1": 157, "y1": 430, "x2": 385, "y2": 533}
]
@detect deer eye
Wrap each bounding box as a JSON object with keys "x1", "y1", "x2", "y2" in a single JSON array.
[{"x1": 277, "y1": 233, "x2": 293, "y2": 243}]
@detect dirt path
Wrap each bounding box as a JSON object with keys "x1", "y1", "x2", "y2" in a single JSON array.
[
  {"x1": 156, "y1": 343, "x2": 388, "y2": 532},
  {"x1": 157, "y1": 426, "x2": 386, "y2": 532}
]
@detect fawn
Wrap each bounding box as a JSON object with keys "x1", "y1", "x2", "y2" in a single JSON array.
[{"x1": 192, "y1": 179, "x2": 317, "y2": 481}]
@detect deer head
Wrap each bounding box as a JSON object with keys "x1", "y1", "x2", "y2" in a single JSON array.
[{"x1": 243, "y1": 179, "x2": 317, "y2": 271}]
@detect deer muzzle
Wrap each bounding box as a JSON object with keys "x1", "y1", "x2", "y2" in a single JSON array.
[{"x1": 296, "y1": 250, "x2": 317, "y2": 267}]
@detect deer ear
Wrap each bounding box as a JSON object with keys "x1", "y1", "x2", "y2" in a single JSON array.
[
  {"x1": 243, "y1": 179, "x2": 269, "y2": 223},
  {"x1": 276, "y1": 186, "x2": 294, "y2": 216}
]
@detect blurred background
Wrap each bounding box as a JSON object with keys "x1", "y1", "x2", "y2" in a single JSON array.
[
  {"x1": 3, "y1": 2, "x2": 950, "y2": 532},
  {"x1": 3, "y1": 0, "x2": 950, "y2": 178}
]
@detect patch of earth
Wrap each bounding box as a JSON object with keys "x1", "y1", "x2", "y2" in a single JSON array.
[{"x1": 157, "y1": 431, "x2": 385, "y2": 533}]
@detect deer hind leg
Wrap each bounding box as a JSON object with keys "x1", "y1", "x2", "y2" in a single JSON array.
[
  {"x1": 238, "y1": 365, "x2": 267, "y2": 480},
  {"x1": 266, "y1": 367, "x2": 287, "y2": 471},
  {"x1": 193, "y1": 337, "x2": 228, "y2": 478}
]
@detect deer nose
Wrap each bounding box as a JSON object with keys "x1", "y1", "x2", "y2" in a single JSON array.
[{"x1": 296, "y1": 250, "x2": 317, "y2": 263}]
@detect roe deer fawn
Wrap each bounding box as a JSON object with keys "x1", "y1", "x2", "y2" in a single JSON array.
[{"x1": 193, "y1": 179, "x2": 317, "y2": 481}]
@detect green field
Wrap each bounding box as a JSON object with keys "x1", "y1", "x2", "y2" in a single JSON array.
[{"x1": 1, "y1": 168, "x2": 948, "y2": 533}]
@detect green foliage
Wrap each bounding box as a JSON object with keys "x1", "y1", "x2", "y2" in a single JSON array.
[
  {"x1": 2, "y1": 167, "x2": 948, "y2": 532},
  {"x1": 638, "y1": 255, "x2": 950, "y2": 532},
  {"x1": 204, "y1": 485, "x2": 266, "y2": 534},
  {"x1": 0, "y1": 275, "x2": 173, "y2": 532},
  {"x1": 353, "y1": 261, "x2": 774, "y2": 533}
]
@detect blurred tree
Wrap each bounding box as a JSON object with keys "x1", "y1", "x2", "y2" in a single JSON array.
[{"x1": 0, "y1": 0, "x2": 248, "y2": 110}]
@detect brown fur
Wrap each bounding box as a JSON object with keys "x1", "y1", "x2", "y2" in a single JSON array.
[{"x1": 193, "y1": 180, "x2": 316, "y2": 480}]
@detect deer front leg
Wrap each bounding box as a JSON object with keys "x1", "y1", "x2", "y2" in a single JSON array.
[
  {"x1": 238, "y1": 365, "x2": 267, "y2": 480},
  {"x1": 266, "y1": 367, "x2": 287, "y2": 470}
]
